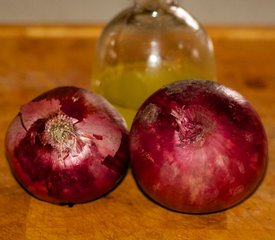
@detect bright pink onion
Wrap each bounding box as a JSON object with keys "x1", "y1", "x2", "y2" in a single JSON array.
[
  {"x1": 129, "y1": 80, "x2": 268, "y2": 213},
  {"x1": 5, "y1": 86, "x2": 129, "y2": 205}
]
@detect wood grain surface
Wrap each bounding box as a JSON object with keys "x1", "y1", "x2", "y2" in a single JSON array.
[{"x1": 0, "y1": 25, "x2": 274, "y2": 240}]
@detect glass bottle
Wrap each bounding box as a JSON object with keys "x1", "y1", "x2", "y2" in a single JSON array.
[{"x1": 92, "y1": 0, "x2": 216, "y2": 126}]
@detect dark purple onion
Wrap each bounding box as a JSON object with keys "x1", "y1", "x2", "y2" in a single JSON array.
[
  {"x1": 129, "y1": 80, "x2": 268, "y2": 213},
  {"x1": 6, "y1": 86, "x2": 129, "y2": 205}
]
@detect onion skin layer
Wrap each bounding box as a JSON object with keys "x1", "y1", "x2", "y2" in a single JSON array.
[
  {"x1": 129, "y1": 80, "x2": 268, "y2": 214},
  {"x1": 6, "y1": 86, "x2": 129, "y2": 205}
]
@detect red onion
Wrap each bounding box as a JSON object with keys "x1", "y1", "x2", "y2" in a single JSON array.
[
  {"x1": 5, "y1": 86, "x2": 129, "y2": 205},
  {"x1": 129, "y1": 80, "x2": 268, "y2": 213}
]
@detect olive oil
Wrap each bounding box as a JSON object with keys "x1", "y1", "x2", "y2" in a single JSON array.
[
  {"x1": 92, "y1": 62, "x2": 215, "y2": 126},
  {"x1": 91, "y1": 0, "x2": 216, "y2": 126}
]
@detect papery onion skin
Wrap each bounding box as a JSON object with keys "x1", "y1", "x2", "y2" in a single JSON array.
[
  {"x1": 6, "y1": 86, "x2": 129, "y2": 205},
  {"x1": 129, "y1": 80, "x2": 268, "y2": 214}
]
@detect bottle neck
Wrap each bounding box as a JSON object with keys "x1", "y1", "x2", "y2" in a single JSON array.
[
  {"x1": 134, "y1": 0, "x2": 178, "y2": 10},
  {"x1": 132, "y1": 0, "x2": 199, "y2": 30}
]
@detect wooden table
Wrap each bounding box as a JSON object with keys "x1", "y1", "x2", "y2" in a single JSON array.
[{"x1": 0, "y1": 25, "x2": 274, "y2": 240}]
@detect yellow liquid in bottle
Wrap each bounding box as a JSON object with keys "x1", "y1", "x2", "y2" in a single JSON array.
[
  {"x1": 92, "y1": 62, "x2": 215, "y2": 127},
  {"x1": 91, "y1": 0, "x2": 217, "y2": 127}
]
